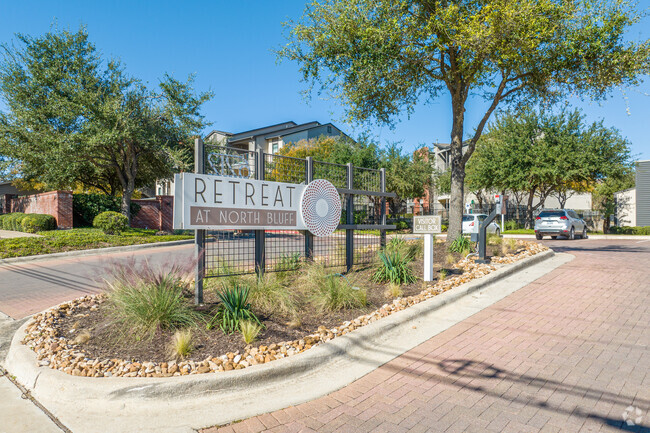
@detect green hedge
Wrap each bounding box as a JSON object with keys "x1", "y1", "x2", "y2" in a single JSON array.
[
  {"x1": 73, "y1": 194, "x2": 140, "y2": 227},
  {"x1": 0, "y1": 212, "x2": 56, "y2": 233},
  {"x1": 0, "y1": 213, "x2": 27, "y2": 231},
  {"x1": 609, "y1": 225, "x2": 650, "y2": 235},
  {"x1": 93, "y1": 211, "x2": 129, "y2": 235},
  {"x1": 21, "y1": 214, "x2": 57, "y2": 233}
]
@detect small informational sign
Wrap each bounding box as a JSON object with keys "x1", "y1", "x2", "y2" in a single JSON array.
[
  {"x1": 173, "y1": 173, "x2": 342, "y2": 237},
  {"x1": 412, "y1": 215, "x2": 442, "y2": 234}
]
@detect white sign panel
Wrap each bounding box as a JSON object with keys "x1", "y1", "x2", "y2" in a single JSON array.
[
  {"x1": 412, "y1": 215, "x2": 442, "y2": 234},
  {"x1": 173, "y1": 173, "x2": 342, "y2": 237}
]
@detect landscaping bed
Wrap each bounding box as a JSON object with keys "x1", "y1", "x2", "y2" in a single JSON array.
[
  {"x1": 0, "y1": 228, "x2": 192, "y2": 259},
  {"x1": 21, "y1": 239, "x2": 547, "y2": 378}
]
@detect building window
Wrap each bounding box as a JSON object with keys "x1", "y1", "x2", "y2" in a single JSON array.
[
  {"x1": 270, "y1": 138, "x2": 280, "y2": 154},
  {"x1": 327, "y1": 125, "x2": 332, "y2": 133}
]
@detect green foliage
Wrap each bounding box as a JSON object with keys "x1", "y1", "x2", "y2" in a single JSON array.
[
  {"x1": 0, "y1": 212, "x2": 27, "y2": 231},
  {"x1": 93, "y1": 211, "x2": 129, "y2": 235},
  {"x1": 504, "y1": 220, "x2": 523, "y2": 231},
  {"x1": 73, "y1": 194, "x2": 140, "y2": 226},
  {"x1": 0, "y1": 27, "x2": 212, "y2": 219},
  {"x1": 209, "y1": 284, "x2": 260, "y2": 334},
  {"x1": 448, "y1": 236, "x2": 472, "y2": 254},
  {"x1": 246, "y1": 274, "x2": 296, "y2": 317},
  {"x1": 20, "y1": 214, "x2": 56, "y2": 233},
  {"x1": 382, "y1": 144, "x2": 433, "y2": 213},
  {"x1": 609, "y1": 226, "x2": 650, "y2": 235},
  {"x1": 468, "y1": 107, "x2": 633, "y2": 226},
  {"x1": 441, "y1": 224, "x2": 448, "y2": 233},
  {"x1": 280, "y1": 0, "x2": 650, "y2": 240},
  {"x1": 300, "y1": 263, "x2": 367, "y2": 311},
  {"x1": 439, "y1": 269, "x2": 449, "y2": 281},
  {"x1": 105, "y1": 261, "x2": 200, "y2": 341},
  {"x1": 0, "y1": 228, "x2": 192, "y2": 259},
  {"x1": 373, "y1": 249, "x2": 417, "y2": 285},
  {"x1": 395, "y1": 221, "x2": 409, "y2": 230}
]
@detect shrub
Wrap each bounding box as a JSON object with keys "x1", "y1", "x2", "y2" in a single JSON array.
[
  {"x1": 395, "y1": 221, "x2": 409, "y2": 230},
  {"x1": 439, "y1": 269, "x2": 449, "y2": 281},
  {"x1": 105, "y1": 260, "x2": 200, "y2": 341},
  {"x1": 246, "y1": 274, "x2": 296, "y2": 317},
  {"x1": 301, "y1": 263, "x2": 367, "y2": 312},
  {"x1": 208, "y1": 284, "x2": 260, "y2": 334},
  {"x1": 384, "y1": 282, "x2": 403, "y2": 299},
  {"x1": 240, "y1": 320, "x2": 263, "y2": 344},
  {"x1": 20, "y1": 214, "x2": 56, "y2": 233},
  {"x1": 609, "y1": 225, "x2": 650, "y2": 235},
  {"x1": 168, "y1": 329, "x2": 194, "y2": 359},
  {"x1": 487, "y1": 234, "x2": 502, "y2": 246},
  {"x1": 504, "y1": 220, "x2": 523, "y2": 231},
  {"x1": 2, "y1": 212, "x2": 28, "y2": 231},
  {"x1": 448, "y1": 236, "x2": 472, "y2": 253},
  {"x1": 73, "y1": 193, "x2": 140, "y2": 227},
  {"x1": 441, "y1": 224, "x2": 448, "y2": 232},
  {"x1": 373, "y1": 249, "x2": 417, "y2": 285},
  {"x1": 93, "y1": 211, "x2": 129, "y2": 235}
]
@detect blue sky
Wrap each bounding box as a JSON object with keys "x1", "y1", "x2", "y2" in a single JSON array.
[{"x1": 1, "y1": 0, "x2": 649, "y2": 159}]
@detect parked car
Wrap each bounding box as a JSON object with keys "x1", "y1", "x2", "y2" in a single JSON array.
[
  {"x1": 462, "y1": 214, "x2": 500, "y2": 236},
  {"x1": 534, "y1": 209, "x2": 587, "y2": 240}
]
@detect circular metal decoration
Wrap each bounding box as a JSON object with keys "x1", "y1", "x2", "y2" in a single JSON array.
[{"x1": 300, "y1": 179, "x2": 342, "y2": 237}]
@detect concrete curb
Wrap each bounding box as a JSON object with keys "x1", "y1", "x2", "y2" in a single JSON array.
[
  {"x1": 4, "y1": 249, "x2": 560, "y2": 433},
  {"x1": 0, "y1": 239, "x2": 193, "y2": 266}
]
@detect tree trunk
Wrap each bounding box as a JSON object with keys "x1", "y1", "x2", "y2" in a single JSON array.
[
  {"x1": 603, "y1": 214, "x2": 611, "y2": 234},
  {"x1": 525, "y1": 188, "x2": 536, "y2": 229},
  {"x1": 447, "y1": 96, "x2": 466, "y2": 243},
  {"x1": 121, "y1": 178, "x2": 135, "y2": 226}
]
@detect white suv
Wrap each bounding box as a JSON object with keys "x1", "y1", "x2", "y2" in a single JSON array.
[{"x1": 534, "y1": 209, "x2": 587, "y2": 240}]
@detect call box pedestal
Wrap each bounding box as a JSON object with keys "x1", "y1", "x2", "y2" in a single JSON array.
[{"x1": 413, "y1": 215, "x2": 442, "y2": 282}]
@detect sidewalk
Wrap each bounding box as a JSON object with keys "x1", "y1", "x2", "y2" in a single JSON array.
[{"x1": 204, "y1": 239, "x2": 650, "y2": 432}]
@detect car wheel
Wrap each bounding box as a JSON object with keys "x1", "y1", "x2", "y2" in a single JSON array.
[
  {"x1": 551, "y1": 236, "x2": 557, "y2": 240},
  {"x1": 581, "y1": 227, "x2": 587, "y2": 239},
  {"x1": 535, "y1": 233, "x2": 543, "y2": 240},
  {"x1": 569, "y1": 227, "x2": 575, "y2": 240}
]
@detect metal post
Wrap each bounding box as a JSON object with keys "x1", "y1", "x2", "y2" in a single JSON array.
[
  {"x1": 305, "y1": 157, "x2": 314, "y2": 260},
  {"x1": 194, "y1": 137, "x2": 205, "y2": 305},
  {"x1": 346, "y1": 163, "x2": 354, "y2": 271},
  {"x1": 380, "y1": 168, "x2": 387, "y2": 248},
  {"x1": 254, "y1": 149, "x2": 266, "y2": 275},
  {"x1": 423, "y1": 234, "x2": 434, "y2": 281}
]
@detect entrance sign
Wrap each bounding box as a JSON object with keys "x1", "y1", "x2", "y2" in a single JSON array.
[
  {"x1": 412, "y1": 215, "x2": 441, "y2": 282},
  {"x1": 173, "y1": 173, "x2": 342, "y2": 237},
  {"x1": 413, "y1": 215, "x2": 442, "y2": 234}
]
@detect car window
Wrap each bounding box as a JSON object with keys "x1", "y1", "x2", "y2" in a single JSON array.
[
  {"x1": 462, "y1": 216, "x2": 473, "y2": 222},
  {"x1": 478, "y1": 215, "x2": 487, "y2": 221},
  {"x1": 538, "y1": 211, "x2": 565, "y2": 218}
]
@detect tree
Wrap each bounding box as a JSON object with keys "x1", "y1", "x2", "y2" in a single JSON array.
[
  {"x1": 381, "y1": 144, "x2": 432, "y2": 214},
  {"x1": 280, "y1": 0, "x2": 650, "y2": 241},
  {"x1": 467, "y1": 107, "x2": 633, "y2": 226},
  {"x1": 593, "y1": 171, "x2": 635, "y2": 233},
  {"x1": 0, "y1": 28, "x2": 211, "y2": 221}
]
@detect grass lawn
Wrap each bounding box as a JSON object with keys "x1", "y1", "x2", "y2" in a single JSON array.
[
  {"x1": 503, "y1": 229, "x2": 535, "y2": 234},
  {"x1": 0, "y1": 228, "x2": 193, "y2": 259}
]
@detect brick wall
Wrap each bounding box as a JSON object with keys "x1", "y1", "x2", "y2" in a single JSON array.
[
  {"x1": 131, "y1": 196, "x2": 174, "y2": 232},
  {"x1": 10, "y1": 190, "x2": 73, "y2": 229}
]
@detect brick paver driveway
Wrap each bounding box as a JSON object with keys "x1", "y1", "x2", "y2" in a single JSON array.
[{"x1": 205, "y1": 239, "x2": 650, "y2": 433}]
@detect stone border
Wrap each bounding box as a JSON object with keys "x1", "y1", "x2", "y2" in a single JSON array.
[
  {"x1": 0, "y1": 239, "x2": 193, "y2": 266},
  {"x1": 4, "y1": 248, "x2": 560, "y2": 433},
  {"x1": 17, "y1": 242, "x2": 546, "y2": 378}
]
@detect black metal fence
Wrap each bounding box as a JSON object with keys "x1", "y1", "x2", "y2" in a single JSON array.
[{"x1": 196, "y1": 141, "x2": 395, "y2": 281}]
